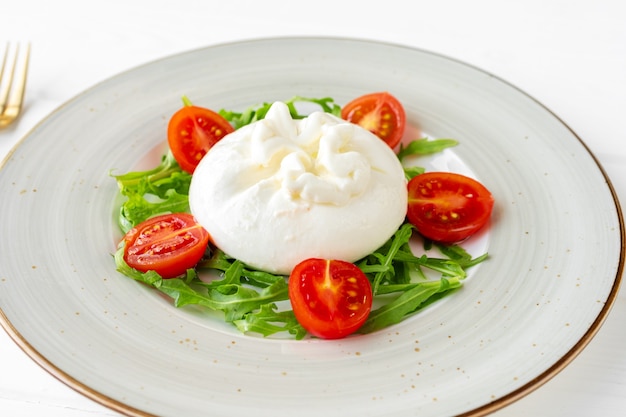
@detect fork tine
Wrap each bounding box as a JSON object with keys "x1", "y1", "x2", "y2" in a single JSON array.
[
  {"x1": 0, "y1": 43, "x2": 11, "y2": 110},
  {"x1": 0, "y1": 42, "x2": 30, "y2": 128}
]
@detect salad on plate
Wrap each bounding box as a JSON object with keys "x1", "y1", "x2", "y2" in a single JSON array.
[{"x1": 111, "y1": 92, "x2": 495, "y2": 340}]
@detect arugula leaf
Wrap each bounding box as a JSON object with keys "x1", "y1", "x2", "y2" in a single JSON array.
[
  {"x1": 116, "y1": 188, "x2": 190, "y2": 234},
  {"x1": 114, "y1": 244, "x2": 289, "y2": 324},
  {"x1": 403, "y1": 165, "x2": 426, "y2": 181},
  {"x1": 358, "y1": 277, "x2": 462, "y2": 334},
  {"x1": 355, "y1": 223, "x2": 488, "y2": 333},
  {"x1": 397, "y1": 138, "x2": 459, "y2": 180},
  {"x1": 434, "y1": 243, "x2": 489, "y2": 268},
  {"x1": 199, "y1": 249, "x2": 287, "y2": 287},
  {"x1": 219, "y1": 96, "x2": 341, "y2": 129},
  {"x1": 359, "y1": 224, "x2": 488, "y2": 288},
  {"x1": 358, "y1": 223, "x2": 415, "y2": 294},
  {"x1": 207, "y1": 280, "x2": 289, "y2": 322},
  {"x1": 111, "y1": 151, "x2": 189, "y2": 195},
  {"x1": 397, "y1": 138, "x2": 459, "y2": 161},
  {"x1": 111, "y1": 152, "x2": 192, "y2": 233},
  {"x1": 114, "y1": 243, "x2": 169, "y2": 286},
  {"x1": 234, "y1": 304, "x2": 306, "y2": 339}
]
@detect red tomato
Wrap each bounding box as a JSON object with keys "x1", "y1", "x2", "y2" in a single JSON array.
[
  {"x1": 288, "y1": 258, "x2": 373, "y2": 339},
  {"x1": 341, "y1": 92, "x2": 406, "y2": 148},
  {"x1": 123, "y1": 213, "x2": 210, "y2": 278},
  {"x1": 167, "y1": 102, "x2": 234, "y2": 174},
  {"x1": 407, "y1": 172, "x2": 494, "y2": 244}
]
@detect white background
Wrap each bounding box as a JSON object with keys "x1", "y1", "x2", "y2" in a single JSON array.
[{"x1": 1, "y1": 0, "x2": 625, "y2": 415}]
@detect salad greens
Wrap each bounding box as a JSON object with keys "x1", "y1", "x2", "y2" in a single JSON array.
[
  {"x1": 218, "y1": 96, "x2": 342, "y2": 129},
  {"x1": 111, "y1": 96, "x2": 487, "y2": 340},
  {"x1": 112, "y1": 152, "x2": 192, "y2": 233},
  {"x1": 397, "y1": 138, "x2": 460, "y2": 180}
]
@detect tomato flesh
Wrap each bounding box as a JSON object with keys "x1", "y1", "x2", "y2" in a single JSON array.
[
  {"x1": 123, "y1": 213, "x2": 210, "y2": 278},
  {"x1": 407, "y1": 172, "x2": 494, "y2": 243},
  {"x1": 341, "y1": 92, "x2": 406, "y2": 148},
  {"x1": 288, "y1": 258, "x2": 372, "y2": 339},
  {"x1": 167, "y1": 104, "x2": 234, "y2": 174}
]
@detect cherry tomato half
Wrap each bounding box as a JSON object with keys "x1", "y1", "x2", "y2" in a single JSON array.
[
  {"x1": 123, "y1": 213, "x2": 210, "y2": 278},
  {"x1": 341, "y1": 92, "x2": 406, "y2": 148},
  {"x1": 407, "y1": 172, "x2": 494, "y2": 244},
  {"x1": 288, "y1": 258, "x2": 373, "y2": 339},
  {"x1": 167, "y1": 101, "x2": 234, "y2": 174}
]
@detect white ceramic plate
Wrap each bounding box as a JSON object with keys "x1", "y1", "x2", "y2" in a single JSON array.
[{"x1": 0, "y1": 38, "x2": 623, "y2": 417}]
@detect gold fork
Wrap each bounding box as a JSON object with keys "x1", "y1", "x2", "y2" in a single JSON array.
[{"x1": 0, "y1": 42, "x2": 31, "y2": 129}]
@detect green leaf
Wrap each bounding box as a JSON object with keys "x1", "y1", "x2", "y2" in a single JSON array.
[
  {"x1": 203, "y1": 258, "x2": 246, "y2": 288},
  {"x1": 199, "y1": 249, "x2": 287, "y2": 287},
  {"x1": 234, "y1": 304, "x2": 306, "y2": 339},
  {"x1": 397, "y1": 138, "x2": 459, "y2": 180},
  {"x1": 114, "y1": 244, "x2": 164, "y2": 286},
  {"x1": 435, "y1": 243, "x2": 489, "y2": 268},
  {"x1": 117, "y1": 188, "x2": 190, "y2": 233},
  {"x1": 114, "y1": 244, "x2": 289, "y2": 323},
  {"x1": 287, "y1": 96, "x2": 342, "y2": 117},
  {"x1": 397, "y1": 138, "x2": 459, "y2": 162},
  {"x1": 359, "y1": 277, "x2": 462, "y2": 334},
  {"x1": 157, "y1": 278, "x2": 216, "y2": 308},
  {"x1": 111, "y1": 151, "x2": 192, "y2": 233},
  {"x1": 357, "y1": 223, "x2": 415, "y2": 294},
  {"x1": 404, "y1": 165, "x2": 425, "y2": 181},
  {"x1": 208, "y1": 280, "x2": 289, "y2": 322},
  {"x1": 111, "y1": 151, "x2": 189, "y2": 192},
  {"x1": 219, "y1": 96, "x2": 341, "y2": 129}
]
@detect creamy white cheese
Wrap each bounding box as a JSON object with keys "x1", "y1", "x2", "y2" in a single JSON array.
[{"x1": 188, "y1": 101, "x2": 407, "y2": 275}]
